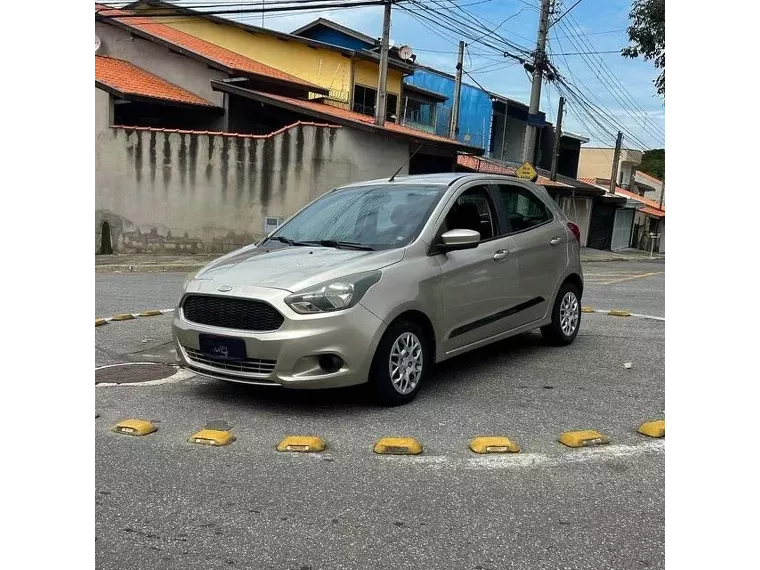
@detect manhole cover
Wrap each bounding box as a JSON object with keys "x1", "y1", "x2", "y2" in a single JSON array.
[{"x1": 96, "y1": 363, "x2": 177, "y2": 384}]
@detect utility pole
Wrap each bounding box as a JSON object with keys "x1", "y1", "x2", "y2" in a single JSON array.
[
  {"x1": 550, "y1": 96, "x2": 565, "y2": 181},
  {"x1": 450, "y1": 40, "x2": 465, "y2": 139},
  {"x1": 609, "y1": 131, "x2": 623, "y2": 193},
  {"x1": 522, "y1": 0, "x2": 552, "y2": 163},
  {"x1": 374, "y1": 0, "x2": 392, "y2": 127}
]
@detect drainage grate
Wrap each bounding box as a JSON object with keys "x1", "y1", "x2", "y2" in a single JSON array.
[{"x1": 95, "y1": 363, "x2": 177, "y2": 384}]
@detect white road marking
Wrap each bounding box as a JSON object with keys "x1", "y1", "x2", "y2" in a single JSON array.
[
  {"x1": 591, "y1": 309, "x2": 664, "y2": 321},
  {"x1": 95, "y1": 367, "x2": 196, "y2": 387},
  {"x1": 384, "y1": 440, "x2": 664, "y2": 470}
]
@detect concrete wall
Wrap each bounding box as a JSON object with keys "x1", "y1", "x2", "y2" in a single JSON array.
[
  {"x1": 578, "y1": 147, "x2": 643, "y2": 180},
  {"x1": 96, "y1": 21, "x2": 227, "y2": 110},
  {"x1": 95, "y1": 122, "x2": 409, "y2": 254}
]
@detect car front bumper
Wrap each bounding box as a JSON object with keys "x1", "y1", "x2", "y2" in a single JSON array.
[{"x1": 172, "y1": 286, "x2": 386, "y2": 389}]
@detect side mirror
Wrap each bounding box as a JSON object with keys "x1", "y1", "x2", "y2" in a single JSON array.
[{"x1": 438, "y1": 229, "x2": 480, "y2": 251}]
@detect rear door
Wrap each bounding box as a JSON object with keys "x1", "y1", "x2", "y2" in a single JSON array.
[
  {"x1": 435, "y1": 183, "x2": 521, "y2": 353},
  {"x1": 492, "y1": 182, "x2": 569, "y2": 326}
]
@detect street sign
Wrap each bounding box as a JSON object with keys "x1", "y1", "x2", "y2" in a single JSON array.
[{"x1": 515, "y1": 161, "x2": 538, "y2": 182}]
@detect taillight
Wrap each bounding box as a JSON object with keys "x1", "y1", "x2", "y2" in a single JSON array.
[{"x1": 567, "y1": 222, "x2": 581, "y2": 242}]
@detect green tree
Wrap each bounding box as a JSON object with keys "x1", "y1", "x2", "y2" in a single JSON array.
[
  {"x1": 622, "y1": 0, "x2": 665, "y2": 96},
  {"x1": 639, "y1": 149, "x2": 664, "y2": 180}
]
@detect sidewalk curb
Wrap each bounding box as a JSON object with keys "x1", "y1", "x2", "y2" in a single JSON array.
[
  {"x1": 581, "y1": 256, "x2": 665, "y2": 263},
  {"x1": 95, "y1": 264, "x2": 205, "y2": 274}
]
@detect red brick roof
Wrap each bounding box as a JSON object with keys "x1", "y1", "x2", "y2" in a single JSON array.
[
  {"x1": 229, "y1": 87, "x2": 482, "y2": 151},
  {"x1": 457, "y1": 154, "x2": 571, "y2": 187},
  {"x1": 95, "y1": 4, "x2": 324, "y2": 93},
  {"x1": 96, "y1": 55, "x2": 216, "y2": 107},
  {"x1": 580, "y1": 177, "x2": 665, "y2": 214}
]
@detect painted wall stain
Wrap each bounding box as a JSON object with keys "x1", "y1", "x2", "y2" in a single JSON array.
[
  {"x1": 236, "y1": 138, "x2": 245, "y2": 201},
  {"x1": 279, "y1": 129, "x2": 291, "y2": 190},
  {"x1": 149, "y1": 132, "x2": 157, "y2": 184},
  {"x1": 178, "y1": 135, "x2": 188, "y2": 189},
  {"x1": 134, "y1": 131, "x2": 142, "y2": 184},
  {"x1": 205, "y1": 136, "x2": 215, "y2": 181},
  {"x1": 163, "y1": 134, "x2": 172, "y2": 188},
  {"x1": 220, "y1": 137, "x2": 230, "y2": 196},
  {"x1": 188, "y1": 134, "x2": 198, "y2": 190},
  {"x1": 295, "y1": 126, "x2": 304, "y2": 184},
  {"x1": 261, "y1": 137, "x2": 274, "y2": 206},
  {"x1": 247, "y1": 139, "x2": 258, "y2": 199}
]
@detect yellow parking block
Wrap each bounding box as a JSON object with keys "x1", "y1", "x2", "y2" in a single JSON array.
[
  {"x1": 559, "y1": 430, "x2": 610, "y2": 448},
  {"x1": 139, "y1": 310, "x2": 163, "y2": 317},
  {"x1": 373, "y1": 437, "x2": 423, "y2": 455},
  {"x1": 189, "y1": 429, "x2": 235, "y2": 446},
  {"x1": 607, "y1": 309, "x2": 631, "y2": 317},
  {"x1": 637, "y1": 420, "x2": 665, "y2": 438},
  {"x1": 111, "y1": 419, "x2": 157, "y2": 436},
  {"x1": 581, "y1": 306, "x2": 594, "y2": 313},
  {"x1": 469, "y1": 436, "x2": 520, "y2": 454},
  {"x1": 277, "y1": 435, "x2": 326, "y2": 452},
  {"x1": 95, "y1": 318, "x2": 107, "y2": 327},
  {"x1": 111, "y1": 313, "x2": 135, "y2": 321}
]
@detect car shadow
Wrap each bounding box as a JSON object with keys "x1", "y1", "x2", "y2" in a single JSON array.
[{"x1": 190, "y1": 332, "x2": 557, "y2": 411}]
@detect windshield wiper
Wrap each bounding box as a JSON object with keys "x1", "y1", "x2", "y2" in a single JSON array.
[
  {"x1": 263, "y1": 236, "x2": 310, "y2": 247},
  {"x1": 304, "y1": 240, "x2": 376, "y2": 251}
]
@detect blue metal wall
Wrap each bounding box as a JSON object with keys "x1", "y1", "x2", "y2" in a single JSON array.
[
  {"x1": 296, "y1": 28, "x2": 372, "y2": 51},
  {"x1": 404, "y1": 69, "x2": 493, "y2": 150}
]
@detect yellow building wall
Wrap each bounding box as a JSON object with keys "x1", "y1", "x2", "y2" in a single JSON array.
[
  {"x1": 153, "y1": 17, "x2": 353, "y2": 107},
  {"x1": 353, "y1": 59, "x2": 402, "y2": 116}
]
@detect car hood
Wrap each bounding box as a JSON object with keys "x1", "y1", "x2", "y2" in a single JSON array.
[{"x1": 190, "y1": 244, "x2": 405, "y2": 293}]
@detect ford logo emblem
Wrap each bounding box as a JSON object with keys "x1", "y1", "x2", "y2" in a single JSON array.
[{"x1": 217, "y1": 285, "x2": 232, "y2": 292}]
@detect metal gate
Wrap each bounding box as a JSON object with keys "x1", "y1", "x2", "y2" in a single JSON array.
[{"x1": 611, "y1": 208, "x2": 634, "y2": 251}]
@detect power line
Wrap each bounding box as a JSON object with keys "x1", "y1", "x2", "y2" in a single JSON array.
[{"x1": 549, "y1": 0, "x2": 584, "y2": 30}]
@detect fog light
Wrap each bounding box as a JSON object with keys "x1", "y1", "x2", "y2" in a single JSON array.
[{"x1": 318, "y1": 354, "x2": 343, "y2": 373}]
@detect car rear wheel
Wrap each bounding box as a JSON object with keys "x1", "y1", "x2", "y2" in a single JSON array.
[
  {"x1": 541, "y1": 283, "x2": 581, "y2": 345},
  {"x1": 369, "y1": 319, "x2": 431, "y2": 406}
]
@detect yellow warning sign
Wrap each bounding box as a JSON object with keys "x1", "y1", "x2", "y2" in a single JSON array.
[{"x1": 514, "y1": 161, "x2": 538, "y2": 181}]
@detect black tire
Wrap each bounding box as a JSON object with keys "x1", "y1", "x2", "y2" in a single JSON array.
[
  {"x1": 541, "y1": 282, "x2": 582, "y2": 346},
  {"x1": 368, "y1": 319, "x2": 432, "y2": 406}
]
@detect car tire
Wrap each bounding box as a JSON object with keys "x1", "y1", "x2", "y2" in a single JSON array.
[
  {"x1": 369, "y1": 319, "x2": 431, "y2": 406},
  {"x1": 541, "y1": 282, "x2": 582, "y2": 346}
]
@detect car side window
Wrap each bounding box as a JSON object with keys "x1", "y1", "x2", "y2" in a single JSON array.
[
  {"x1": 496, "y1": 184, "x2": 552, "y2": 233},
  {"x1": 440, "y1": 186, "x2": 496, "y2": 241}
]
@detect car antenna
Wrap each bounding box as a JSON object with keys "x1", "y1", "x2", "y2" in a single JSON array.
[{"x1": 389, "y1": 144, "x2": 423, "y2": 182}]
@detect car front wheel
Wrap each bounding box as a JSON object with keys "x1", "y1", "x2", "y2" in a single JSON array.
[
  {"x1": 369, "y1": 319, "x2": 431, "y2": 406},
  {"x1": 541, "y1": 283, "x2": 582, "y2": 345}
]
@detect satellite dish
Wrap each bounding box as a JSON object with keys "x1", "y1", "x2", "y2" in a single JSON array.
[
  {"x1": 95, "y1": 35, "x2": 101, "y2": 53},
  {"x1": 398, "y1": 45, "x2": 414, "y2": 61}
]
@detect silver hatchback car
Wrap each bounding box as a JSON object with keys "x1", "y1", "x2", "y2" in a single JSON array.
[{"x1": 173, "y1": 173, "x2": 583, "y2": 405}]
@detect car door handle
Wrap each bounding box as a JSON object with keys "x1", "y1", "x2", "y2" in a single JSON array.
[
  {"x1": 493, "y1": 249, "x2": 509, "y2": 261},
  {"x1": 550, "y1": 237, "x2": 562, "y2": 246}
]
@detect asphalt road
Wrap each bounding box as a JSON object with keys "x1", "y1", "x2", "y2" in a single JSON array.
[{"x1": 96, "y1": 260, "x2": 665, "y2": 570}]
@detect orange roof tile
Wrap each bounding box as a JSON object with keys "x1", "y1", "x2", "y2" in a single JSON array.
[
  {"x1": 579, "y1": 177, "x2": 664, "y2": 212},
  {"x1": 230, "y1": 87, "x2": 481, "y2": 151},
  {"x1": 96, "y1": 55, "x2": 215, "y2": 107},
  {"x1": 95, "y1": 4, "x2": 324, "y2": 93},
  {"x1": 456, "y1": 154, "x2": 571, "y2": 187}
]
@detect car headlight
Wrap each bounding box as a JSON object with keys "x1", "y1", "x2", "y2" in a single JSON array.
[{"x1": 285, "y1": 271, "x2": 382, "y2": 314}]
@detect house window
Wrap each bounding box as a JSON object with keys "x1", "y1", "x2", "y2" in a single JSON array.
[{"x1": 352, "y1": 85, "x2": 398, "y2": 122}]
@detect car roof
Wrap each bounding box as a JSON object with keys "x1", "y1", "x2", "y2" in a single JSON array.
[{"x1": 334, "y1": 172, "x2": 520, "y2": 190}]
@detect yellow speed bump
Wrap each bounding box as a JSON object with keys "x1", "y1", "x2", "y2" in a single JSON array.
[
  {"x1": 277, "y1": 435, "x2": 325, "y2": 452},
  {"x1": 188, "y1": 429, "x2": 235, "y2": 446},
  {"x1": 111, "y1": 313, "x2": 136, "y2": 321},
  {"x1": 581, "y1": 306, "x2": 594, "y2": 313},
  {"x1": 607, "y1": 309, "x2": 631, "y2": 317},
  {"x1": 95, "y1": 318, "x2": 107, "y2": 327},
  {"x1": 373, "y1": 437, "x2": 423, "y2": 455},
  {"x1": 637, "y1": 420, "x2": 665, "y2": 438},
  {"x1": 111, "y1": 419, "x2": 157, "y2": 436},
  {"x1": 559, "y1": 430, "x2": 610, "y2": 448},
  {"x1": 469, "y1": 436, "x2": 520, "y2": 454},
  {"x1": 139, "y1": 310, "x2": 163, "y2": 317}
]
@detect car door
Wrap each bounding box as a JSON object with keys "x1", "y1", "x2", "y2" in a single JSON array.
[
  {"x1": 434, "y1": 183, "x2": 521, "y2": 354},
  {"x1": 493, "y1": 182, "x2": 569, "y2": 326}
]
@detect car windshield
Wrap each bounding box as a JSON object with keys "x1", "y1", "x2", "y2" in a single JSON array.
[{"x1": 266, "y1": 184, "x2": 447, "y2": 250}]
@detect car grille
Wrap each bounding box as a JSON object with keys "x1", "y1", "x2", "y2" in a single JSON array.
[
  {"x1": 184, "y1": 347, "x2": 277, "y2": 375},
  {"x1": 181, "y1": 294, "x2": 284, "y2": 331}
]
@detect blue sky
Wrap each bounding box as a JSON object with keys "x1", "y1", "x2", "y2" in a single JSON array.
[{"x1": 130, "y1": 1, "x2": 666, "y2": 150}]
